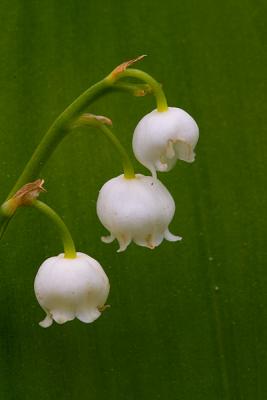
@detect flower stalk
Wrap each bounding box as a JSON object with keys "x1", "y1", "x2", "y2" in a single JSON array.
[
  {"x1": 8, "y1": 79, "x2": 113, "y2": 199},
  {"x1": 74, "y1": 113, "x2": 135, "y2": 179},
  {"x1": 1, "y1": 179, "x2": 76, "y2": 258},
  {"x1": 99, "y1": 124, "x2": 135, "y2": 179},
  {"x1": 108, "y1": 57, "x2": 168, "y2": 112},
  {"x1": 32, "y1": 200, "x2": 76, "y2": 259},
  {"x1": 117, "y1": 69, "x2": 168, "y2": 112},
  {"x1": 6, "y1": 66, "x2": 153, "y2": 199},
  {"x1": 0, "y1": 56, "x2": 165, "y2": 239}
]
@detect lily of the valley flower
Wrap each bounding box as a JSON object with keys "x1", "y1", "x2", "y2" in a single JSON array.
[
  {"x1": 34, "y1": 252, "x2": 110, "y2": 327},
  {"x1": 97, "y1": 174, "x2": 181, "y2": 252},
  {"x1": 133, "y1": 107, "x2": 199, "y2": 177}
]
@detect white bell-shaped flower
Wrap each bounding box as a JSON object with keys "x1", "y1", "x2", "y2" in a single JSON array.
[
  {"x1": 133, "y1": 107, "x2": 199, "y2": 177},
  {"x1": 34, "y1": 252, "x2": 110, "y2": 328},
  {"x1": 97, "y1": 174, "x2": 181, "y2": 252}
]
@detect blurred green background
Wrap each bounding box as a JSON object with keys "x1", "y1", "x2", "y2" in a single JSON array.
[{"x1": 0, "y1": 0, "x2": 266, "y2": 399}]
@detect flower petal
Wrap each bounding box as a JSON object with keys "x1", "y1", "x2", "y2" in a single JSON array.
[
  {"x1": 97, "y1": 174, "x2": 178, "y2": 251},
  {"x1": 166, "y1": 139, "x2": 175, "y2": 159},
  {"x1": 132, "y1": 107, "x2": 199, "y2": 174},
  {"x1": 34, "y1": 253, "x2": 110, "y2": 327},
  {"x1": 175, "y1": 141, "x2": 195, "y2": 163},
  {"x1": 76, "y1": 308, "x2": 101, "y2": 323},
  {"x1": 39, "y1": 314, "x2": 53, "y2": 328},
  {"x1": 117, "y1": 234, "x2": 131, "y2": 252},
  {"x1": 164, "y1": 229, "x2": 182, "y2": 242},
  {"x1": 101, "y1": 234, "x2": 115, "y2": 244},
  {"x1": 155, "y1": 160, "x2": 168, "y2": 172},
  {"x1": 51, "y1": 310, "x2": 75, "y2": 325}
]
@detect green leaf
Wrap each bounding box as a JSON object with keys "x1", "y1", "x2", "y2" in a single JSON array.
[{"x1": 0, "y1": 1, "x2": 266, "y2": 399}]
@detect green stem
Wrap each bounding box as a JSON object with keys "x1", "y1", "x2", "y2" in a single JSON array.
[
  {"x1": 32, "y1": 200, "x2": 76, "y2": 259},
  {"x1": 73, "y1": 115, "x2": 135, "y2": 178},
  {"x1": 0, "y1": 78, "x2": 147, "y2": 238},
  {"x1": 113, "y1": 68, "x2": 168, "y2": 112},
  {"x1": 0, "y1": 76, "x2": 142, "y2": 239},
  {"x1": 113, "y1": 82, "x2": 151, "y2": 97},
  {"x1": 8, "y1": 78, "x2": 113, "y2": 199},
  {"x1": 0, "y1": 68, "x2": 154, "y2": 239},
  {"x1": 6, "y1": 78, "x2": 147, "y2": 200},
  {"x1": 98, "y1": 124, "x2": 135, "y2": 179}
]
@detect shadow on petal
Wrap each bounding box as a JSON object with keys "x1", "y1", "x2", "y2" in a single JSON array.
[
  {"x1": 51, "y1": 310, "x2": 75, "y2": 325},
  {"x1": 76, "y1": 308, "x2": 101, "y2": 323}
]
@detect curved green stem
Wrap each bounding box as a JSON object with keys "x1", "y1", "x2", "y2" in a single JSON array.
[
  {"x1": 0, "y1": 67, "x2": 155, "y2": 240},
  {"x1": 113, "y1": 82, "x2": 152, "y2": 97},
  {"x1": 72, "y1": 114, "x2": 135, "y2": 178},
  {"x1": 0, "y1": 78, "x2": 148, "y2": 238},
  {"x1": 5, "y1": 77, "x2": 148, "y2": 199},
  {"x1": 0, "y1": 76, "x2": 142, "y2": 239},
  {"x1": 113, "y1": 68, "x2": 168, "y2": 112},
  {"x1": 8, "y1": 78, "x2": 113, "y2": 199},
  {"x1": 32, "y1": 200, "x2": 76, "y2": 259},
  {"x1": 98, "y1": 124, "x2": 135, "y2": 179}
]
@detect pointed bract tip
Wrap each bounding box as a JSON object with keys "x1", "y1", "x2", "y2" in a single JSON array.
[
  {"x1": 110, "y1": 55, "x2": 147, "y2": 80},
  {"x1": 14, "y1": 178, "x2": 46, "y2": 201}
]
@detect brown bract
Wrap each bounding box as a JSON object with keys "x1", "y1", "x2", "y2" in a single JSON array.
[
  {"x1": 2, "y1": 179, "x2": 46, "y2": 216},
  {"x1": 13, "y1": 179, "x2": 46, "y2": 206},
  {"x1": 109, "y1": 55, "x2": 146, "y2": 80}
]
